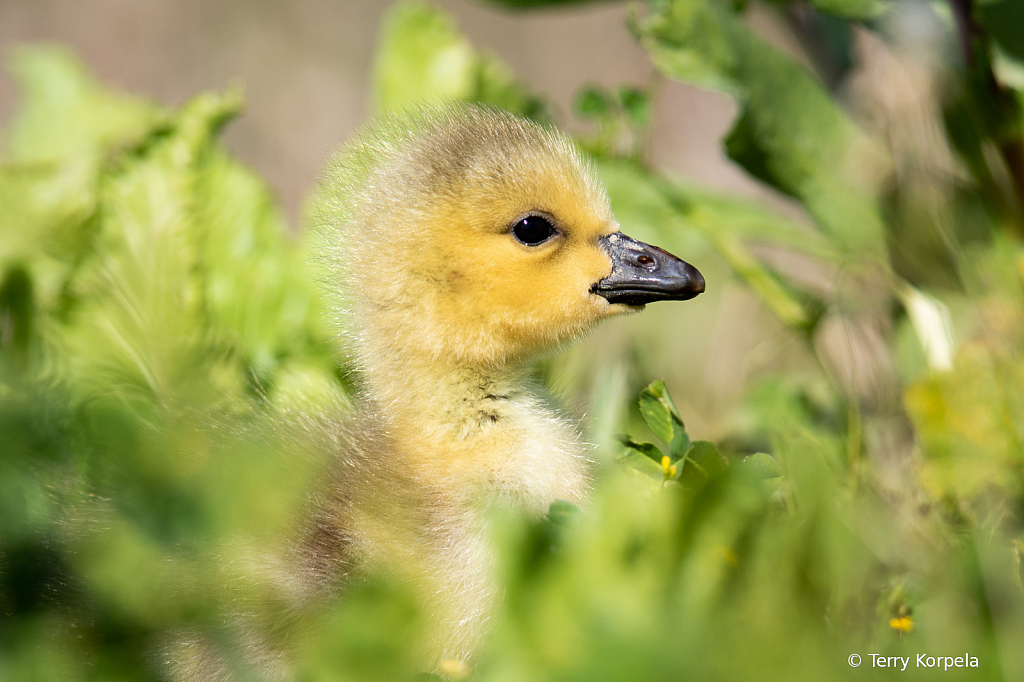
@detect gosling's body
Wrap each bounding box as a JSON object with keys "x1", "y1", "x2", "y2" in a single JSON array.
[
  {"x1": 299, "y1": 368, "x2": 588, "y2": 662},
  {"x1": 302, "y1": 106, "x2": 610, "y2": 662},
  {"x1": 172, "y1": 105, "x2": 703, "y2": 678}
]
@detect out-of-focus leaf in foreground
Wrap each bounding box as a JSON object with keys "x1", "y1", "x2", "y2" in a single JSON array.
[{"x1": 1, "y1": 46, "x2": 346, "y2": 681}]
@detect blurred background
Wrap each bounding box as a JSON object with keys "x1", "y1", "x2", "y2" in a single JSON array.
[{"x1": 0, "y1": 0, "x2": 800, "y2": 219}]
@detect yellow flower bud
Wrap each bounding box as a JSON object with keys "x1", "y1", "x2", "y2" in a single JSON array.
[{"x1": 889, "y1": 616, "x2": 913, "y2": 632}]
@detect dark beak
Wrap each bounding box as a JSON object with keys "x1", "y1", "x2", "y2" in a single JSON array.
[{"x1": 591, "y1": 233, "x2": 705, "y2": 306}]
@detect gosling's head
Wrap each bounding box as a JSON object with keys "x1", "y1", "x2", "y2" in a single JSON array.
[{"x1": 316, "y1": 104, "x2": 703, "y2": 369}]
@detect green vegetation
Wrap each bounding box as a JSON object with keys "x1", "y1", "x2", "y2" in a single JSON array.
[{"x1": 3, "y1": 0, "x2": 1024, "y2": 679}]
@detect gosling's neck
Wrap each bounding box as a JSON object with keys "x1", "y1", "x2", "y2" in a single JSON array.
[
  {"x1": 356, "y1": 348, "x2": 589, "y2": 514},
  {"x1": 358, "y1": 348, "x2": 535, "y2": 440}
]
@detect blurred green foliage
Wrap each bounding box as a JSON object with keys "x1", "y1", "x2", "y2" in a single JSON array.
[
  {"x1": 373, "y1": 1, "x2": 546, "y2": 119},
  {"x1": 4, "y1": 0, "x2": 1024, "y2": 680}
]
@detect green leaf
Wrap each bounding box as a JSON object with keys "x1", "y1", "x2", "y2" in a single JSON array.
[
  {"x1": 741, "y1": 452, "x2": 781, "y2": 480},
  {"x1": 676, "y1": 440, "x2": 728, "y2": 487},
  {"x1": 0, "y1": 47, "x2": 169, "y2": 315},
  {"x1": 616, "y1": 434, "x2": 667, "y2": 480},
  {"x1": 636, "y1": 0, "x2": 889, "y2": 257},
  {"x1": 723, "y1": 108, "x2": 782, "y2": 196},
  {"x1": 547, "y1": 499, "x2": 582, "y2": 528},
  {"x1": 638, "y1": 380, "x2": 688, "y2": 454},
  {"x1": 618, "y1": 435, "x2": 666, "y2": 464},
  {"x1": 740, "y1": 452, "x2": 782, "y2": 494},
  {"x1": 596, "y1": 159, "x2": 840, "y2": 262},
  {"x1": 1, "y1": 50, "x2": 336, "y2": 411}
]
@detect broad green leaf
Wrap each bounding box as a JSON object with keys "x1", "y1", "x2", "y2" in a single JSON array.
[
  {"x1": 741, "y1": 452, "x2": 781, "y2": 480},
  {"x1": 0, "y1": 266, "x2": 33, "y2": 353},
  {"x1": 723, "y1": 109, "x2": 778, "y2": 194},
  {"x1": 669, "y1": 430, "x2": 692, "y2": 461},
  {"x1": 635, "y1": 0, "x2": 888, "y2": 257},
  {"x1": 616, "y1": 434, "x2": 667, "y2": 481},
  {"x1": 638, "y1": 379, "x2": 688, "y2": 451},
  {"x1": 597, "y1": 159, "x2": 839, "y2": 261},
  {"x1": 677, "y1": 440, "x2": 728, "y2": 487},
  {"x1": 619, "y1": 435, "x2": 666, "y2": 464},
  {"x1": 740, "y1": 452, "x2": 782, "y2": 494},
  {"x1": 547, "y1": 499, "x2": 582, "y2": 528}
]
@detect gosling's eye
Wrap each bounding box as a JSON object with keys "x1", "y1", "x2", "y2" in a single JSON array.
[{"x1": 512, "y1": 215, "x2": 557, "y2": 246}]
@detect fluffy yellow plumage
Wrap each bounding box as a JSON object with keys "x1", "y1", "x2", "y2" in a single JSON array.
[
  {"x1": 299, "y1": 104, "x2": 703, "y2": 669},
  {"x1": 172, "y1": 104, "x2": 703, "y2": 679}
]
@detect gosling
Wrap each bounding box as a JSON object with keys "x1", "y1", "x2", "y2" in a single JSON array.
[{"x1": 298, "y1": 103, "x2": 704, "y2": 668}]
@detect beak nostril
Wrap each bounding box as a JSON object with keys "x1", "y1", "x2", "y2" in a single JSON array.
[{"x1": 594, "y1": 232, "x2": 704, "y2": 304}]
